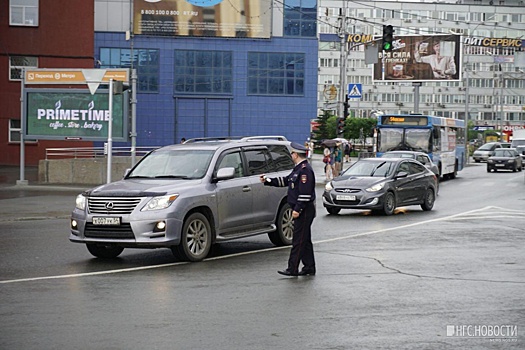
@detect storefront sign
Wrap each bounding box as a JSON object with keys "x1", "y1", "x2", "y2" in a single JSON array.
[{"x1": 24, "y1": 89, "x2": 129, "y2": 141}]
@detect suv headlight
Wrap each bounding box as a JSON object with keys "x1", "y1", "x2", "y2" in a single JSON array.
[
  {"x1": 75, "y1": 194, "x2": 86, "y2": 210},
  {"x1": 366, "y1": 182, "x2": 385, "y2": 192},
  {"x1": 142, "y1": 194, "x2": 179, "y2": 211}
]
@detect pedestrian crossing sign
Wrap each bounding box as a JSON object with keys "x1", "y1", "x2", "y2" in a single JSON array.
[{"x1": 347, "y1": 83, "x2": 362, "y2": 99}]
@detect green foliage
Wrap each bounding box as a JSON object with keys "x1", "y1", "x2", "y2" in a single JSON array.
[
  {"x1": 314, "y1": 110, "x2": 337, "y2": 140},
  {"x1": 313, "y1": 114, "x2": 378, "y2": 142},
  {"x1": 343, "y1": 117, "x2": 377, "y2": 140}
]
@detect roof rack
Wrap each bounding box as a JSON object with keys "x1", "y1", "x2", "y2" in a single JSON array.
[
  {"x1": 240, "y1": 136, "x2": 288, "y2": 141},
  {"x1": 184, "y1": 135, "x2": 288, "y2": 143},
  {"x1": 183, "y1": 137, "x2": 243, "y2": 144}
]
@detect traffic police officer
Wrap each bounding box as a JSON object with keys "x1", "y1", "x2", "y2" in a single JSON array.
[{"x1": 260, "y1": 142, "x2": 316, "y2": 277}]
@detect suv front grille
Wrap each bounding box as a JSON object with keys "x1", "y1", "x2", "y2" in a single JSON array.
[
  {"x1": 84, "y1": 223, "x2": 134, "y2": 239},
  {"x1": 88, "y1": 197, "x2": 142, "y2": 214}
]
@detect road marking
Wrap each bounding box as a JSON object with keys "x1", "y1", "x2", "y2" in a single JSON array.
[{"x1": 0, "y1": 206, "x2": 518, "y2": 284}]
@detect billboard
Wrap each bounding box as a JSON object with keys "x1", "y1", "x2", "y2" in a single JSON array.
[
  {"x1": 24, "y1": 89, "x2": 129, "y2": 141},
  {"x1": 133, "y1": 0, "x2": 272, "y2": 38},
  {"x1": 373, "y1": 34, "x2": 462, "y2": 82}
]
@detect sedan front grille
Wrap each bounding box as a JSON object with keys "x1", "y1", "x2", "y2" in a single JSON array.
[
  {"x1": 334, "y1": 188, "x2": 360, "y2": 194},
  {"x1": 88, "y1": 197, "x2": 142, "y2": 214}
]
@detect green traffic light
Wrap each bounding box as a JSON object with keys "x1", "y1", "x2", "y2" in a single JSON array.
[{"x1": 383, "y1": 42, "x2": 392, "y2": 51}]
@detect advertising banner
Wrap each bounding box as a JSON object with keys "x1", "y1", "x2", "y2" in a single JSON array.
[
  {"x1": 133, "y1": 0, "x2": 271, "y2": 38},
  {"x1": 24, "y1": 89, "x2": 129, "y2": 141},
  {"x1": 373, "y1": 34, "x2": 462, "y2": 82}
]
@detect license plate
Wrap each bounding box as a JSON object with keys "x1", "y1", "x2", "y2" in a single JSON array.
[
  {"x1": 495, "y1": 164, "x2": 505, "y2": 167},
  {"x1": 92, "y1": 217, "x2": 121, "y2": 225},
  {"x1": 336, "y1": 195, "x2": 356, "y2": 201}
]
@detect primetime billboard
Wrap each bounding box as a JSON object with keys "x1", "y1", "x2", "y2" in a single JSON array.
[
  {"x1": 24, "y1": 89, "x2": 129, "y2": 141},
  {"x1": 373, "y1": 34, "x2": 462, "y2": 82},
  {"x1": 133, "y1": 0, "x2": 271, "y2": 38}
]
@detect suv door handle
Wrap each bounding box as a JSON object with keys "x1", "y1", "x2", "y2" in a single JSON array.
[{"x1": 243, "y1": 186, "x2": 251, "y2": 192}]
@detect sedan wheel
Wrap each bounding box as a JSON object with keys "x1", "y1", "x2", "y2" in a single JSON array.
[
  {"x1": 86, "y1": 244, "x2": 124, "y2": 259},
  {"x1": 268, "y1": 203, "x2": 293, "y2": 246},
  {"x1": 172, "y1": 212, "x2": 212, "y2": 262},
  {"x1": 420, "y1": 188, "x2": 435, "y2": 211},
  {"x1": 382, "y1": 192, "x2": 396, "y2": 216}
]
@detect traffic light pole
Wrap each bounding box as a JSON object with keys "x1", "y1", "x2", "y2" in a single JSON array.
[{"x1": 338, "y1": 4, "x2": 347, "y2": 122}]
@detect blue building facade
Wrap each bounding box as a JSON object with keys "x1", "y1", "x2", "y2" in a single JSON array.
[{"x1": 94, "y1": 0, "x2": 318, "y2": 147}]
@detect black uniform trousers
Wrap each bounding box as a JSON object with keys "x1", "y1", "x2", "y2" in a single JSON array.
[{"x1": 287, "y1": 201, "x2": 316, "y2": 273}]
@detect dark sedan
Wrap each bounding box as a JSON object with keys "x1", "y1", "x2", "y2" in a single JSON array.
[
  {"x1": 487, "y1": 148, "x2": 523, "y2": 172},
  {"x1": 323, "y1": 158, "x2": 438, "y2": 216},
  {"x1": 380, "y1": 150, "x2": 440, "y2": 178}
]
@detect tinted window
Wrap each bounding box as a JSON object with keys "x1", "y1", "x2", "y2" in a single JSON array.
[
  {"x1": 409, "y1": 162, "x2": 426, "y2": 174},
  {"x1": 267, "y1": 145, "x2": 294, "y2": 171},
  {"x1": 244, "y1": 149, "x2": 270, "y2": 176}
]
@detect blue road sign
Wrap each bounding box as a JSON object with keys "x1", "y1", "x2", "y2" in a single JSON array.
[{"x1": 347, "y1": 83, "x2": 362, "y2": 99}]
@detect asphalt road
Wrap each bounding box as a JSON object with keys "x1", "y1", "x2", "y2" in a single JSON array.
[{"x1": 0, "y1": 162, "x2": 524, "y2": 349}]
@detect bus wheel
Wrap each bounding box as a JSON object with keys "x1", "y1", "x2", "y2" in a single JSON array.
[{"x1": 449, "y1": 162, "x2": 458, "y2": 179}]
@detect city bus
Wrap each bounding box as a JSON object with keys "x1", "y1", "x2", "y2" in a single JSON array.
[{"x1": 375, "y1": 114, "x2": 466, "y2": 179}]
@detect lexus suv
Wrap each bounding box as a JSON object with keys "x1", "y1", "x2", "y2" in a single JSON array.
[{"x1": 70, "y1": 136, "x2": 295, "y2": 261}]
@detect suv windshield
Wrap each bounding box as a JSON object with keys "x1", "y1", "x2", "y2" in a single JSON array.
[{"x1": 128, "y1": 149, "x2": 215, "y2": 179}]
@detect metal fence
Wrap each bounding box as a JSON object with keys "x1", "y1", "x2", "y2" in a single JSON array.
[{"x1": 45, "y1": 146, "x2": 159, "y2": 159}]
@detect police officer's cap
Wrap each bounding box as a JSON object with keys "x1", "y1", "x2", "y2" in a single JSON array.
[{"x1": 290, "y1": 142, "x2": 307, "y2": 154}]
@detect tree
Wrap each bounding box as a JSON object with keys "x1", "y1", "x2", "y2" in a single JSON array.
[
  {"x1": 314, "y1": 110, "x2": 337, "y2": 141},
  {"x1": 344, "y1": 117, "x2": 377, "y2": 141}
]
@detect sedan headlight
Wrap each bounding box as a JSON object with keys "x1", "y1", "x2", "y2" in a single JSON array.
[
  {"x1": 75, "y1": 194, "x2": 86, "y2": 210},
  {"x1": 507, "y1": 159, "x2": 515, "y2": 163},
  {"x1": 366, "y1": 182, "x2": 385, "y2": 192},
  {"x1": 325, "y1": 182, "x2": 333, "y2": 191},
  {"x1": 142, "y1": 194, "x2": 179, "y2": 211}
]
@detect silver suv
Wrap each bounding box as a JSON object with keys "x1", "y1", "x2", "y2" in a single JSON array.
[{"x1": 70, "y1": 137, "x2": 295, "y2": 261}]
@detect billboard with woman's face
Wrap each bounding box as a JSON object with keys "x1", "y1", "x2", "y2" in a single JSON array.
[
  {"x1": 373, "y1": 34, "x2": 462, "y2": 82},
  {"x1": 133, "y1": 0, "x2": 272, "y2": 38}
]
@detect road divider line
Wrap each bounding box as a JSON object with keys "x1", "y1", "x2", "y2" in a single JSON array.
[{"x1": 0, "y1": 206, "x2": 498, "y2": 284}]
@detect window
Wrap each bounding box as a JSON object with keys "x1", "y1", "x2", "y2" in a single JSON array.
[
  {"x1": 174, "y1": 50, "x2": 232, "y2": 94},
  {"x1": 10, "y1": 0, "x2": 38, "y2": 26},
  {"x1": 248, "y1": 52, "x2": 305, "y2": 96},
  {"x1": 217, "y1": 151, "x2": 244, "y2": 178},
  {"x1": 9, "y1": 56, "x2": 38, "y2": 81},
  {"x1": 284, "y1": 0, "x2": 317, "y2": 37},
  {"x1": 99, "y1": 48, "x2": 159, "y2": 93},
  {"x1": 267, "y1": 145, "x2": 294, "y2": 171},
  {"x1": 244, "y1": 149, "x2": 271, "y2": 176},
  {"x1": 9, "y1": 119, "x2": 21, "y2": 142}
]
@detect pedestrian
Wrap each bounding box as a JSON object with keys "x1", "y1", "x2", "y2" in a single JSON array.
[
  {"x1": 180, "y1": 137, "x2": 186, "y2": 144},
  {"x1": 260, "y1": 142, "x2": 316, "y2": 277},
  {"x1": 323, "y1": 146, "x2": 332, "y2": 181},
  {"x1": 304, "y1": 141, "x2": 312, "y2": 162},
  {"x1": 333, "y1": 144, "x2": 342, "y2": 177},
  {"x1": 344, "y1": 143, "x2": 351, "y2": 163}
]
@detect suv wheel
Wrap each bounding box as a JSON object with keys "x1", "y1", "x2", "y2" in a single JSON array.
[
  {"x1": 173, "y1": 212, "x2": 212, "y2": 262},
  {"x1": 86, "y1": 244, "x2": 124, "y2": 258},
  {"x1": 268, "y1": 203, "x2": 293, "y2": 246}
]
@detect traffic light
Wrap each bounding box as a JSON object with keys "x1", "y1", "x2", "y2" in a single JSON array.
[
  {"x1": 337, "y1": 117, "x2": 345, "y2": 136},
  {"x1": 382, "y1": 25, "x2": 394, "y2": 51},
  {"x1": 343, "y1": 95, "x2": 349, "y2": 119}
]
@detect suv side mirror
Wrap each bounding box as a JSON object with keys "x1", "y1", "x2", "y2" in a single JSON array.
[{"x1": 214, "y1": 167, "x2": 235, "y2": 182}]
